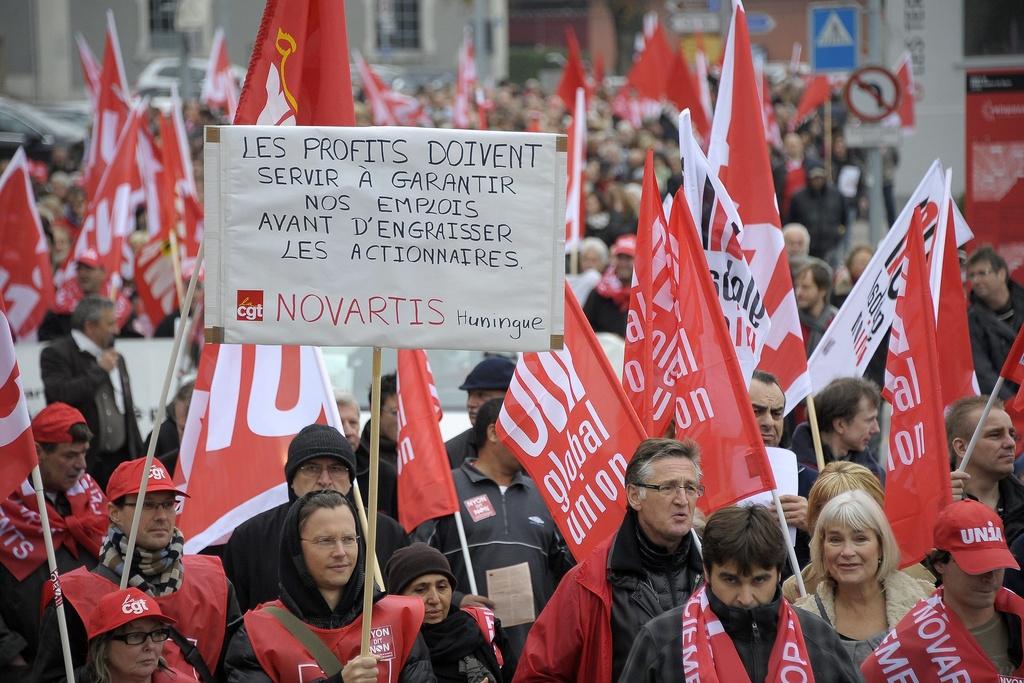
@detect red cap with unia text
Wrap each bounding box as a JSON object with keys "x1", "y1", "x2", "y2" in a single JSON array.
[
  {"x1": 933, "y1": 499, "x2": 1019, "y2": 575},
  {"x1": 105, "y1": 458, "x2": 189, "y2": 502},
  {"x1": 87, "y1": 587, "x2": 176, "y2": 639}
]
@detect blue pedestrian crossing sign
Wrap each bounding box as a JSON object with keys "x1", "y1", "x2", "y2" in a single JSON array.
[{"x1": 808, "y1": 4, "x2": 859, "y2": 73}]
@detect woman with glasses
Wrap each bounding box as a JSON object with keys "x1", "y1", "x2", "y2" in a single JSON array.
[{"x1": 84, "y1": 587, "x2": 192, "y2": 682}]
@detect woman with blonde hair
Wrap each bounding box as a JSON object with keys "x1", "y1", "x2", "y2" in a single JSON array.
[{"x1": 795, "y1": 490, "x2": 934, "y2": 664}]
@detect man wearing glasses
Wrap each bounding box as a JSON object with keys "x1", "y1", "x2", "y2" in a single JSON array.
[
  {"x1": 516, "y1": 437, "x2": 704, "y2": 682},
  {"x1": 224, "y1": 424, "x2": 409, "y2": 612},
  {"x1": 966, "y1": 245, "x2": 1024, "y2": 400},
  {"x1": 34, "y1": 458, "x2": 240, "y2": 682}
]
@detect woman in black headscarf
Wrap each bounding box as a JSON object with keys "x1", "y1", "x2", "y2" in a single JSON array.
[
  {"x1": 386, "y1": 544, "x2": 514, "y2": 682},
  {"x1": 223, "y1": 490, "x2": 434, "y2": 682}
]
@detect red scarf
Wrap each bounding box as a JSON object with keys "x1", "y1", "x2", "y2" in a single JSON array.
[
  {"x1": 861, "y1": 587, "x2": 1024, "y2": 683},
  {"x1": 594, "y1": 265, "x2": 631, "y2": 312},
  {"x1": 680, "y1": 586, "x2": 814, "y2": 682},
  {"x1": 0, "y1": 475, "x2": 107, "y2": 581}
]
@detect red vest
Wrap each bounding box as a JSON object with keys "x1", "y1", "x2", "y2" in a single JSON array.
[
  {"x1": 245, "y1": 596, "x2": 424, "y2": 683},
  {"x1": 462, "y1": 605, "x2": 504, "y2": 667},
  {"x1": 60, "y1": 555, "x2": 229, "y2": 679}
]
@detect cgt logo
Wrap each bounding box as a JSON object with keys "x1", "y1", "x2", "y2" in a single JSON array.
[{"x1": 237, "y1": 290, "x2": 264, "y2": 321}]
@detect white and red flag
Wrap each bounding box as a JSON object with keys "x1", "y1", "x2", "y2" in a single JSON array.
[
  {"x1": 497, "y1": 284, "x2": 646, "y2": 558},
  {"x1": 0, "y1": 301, "x2": 35, "y2": 500},
  {"x1": 666, "y1": 50, "x2": 710, "y2": 144},
  {"x1": 1000, "y1": 322, "x2": 1024, "y2": 413},
  {"x1": 83, "y1": 10, "x2": 131, "y2": 199},
  {"x1": 708, "y1": 0, "x2": 810, "y2": 413},
  {"x1": 75, "y1": 33, "x2": 102, "y2": 106},
  {"x1": 668, "y1": 192, "x2": 777, "y2": 511},
  {"x1": 564, "y1": 87, "x2": 586, "y2": 254},
  {"x1": 556, "y1": 28, "x2": 589, "y2": 111},
  {"x1": 235, "y1": 0, "x2": 356, "y2": 126},
  {"x1": 0, "y1": 148, "x2": 54, "y2": 340},
  {"x1": 200, "y1": 28, "x2": 239, "y2": 120},
  {"x1": 623, "y1": 153, "x2": 678, "y2": 437},
  {"x1": 695, "y1": 50, "x2": 714, "y2": 127},
  {"x1": 883, "y1": 208, "x2": 951, "y2": 567},
  {"x1": 891, "y1": 51, "x2": 916, "y2": 134},
  {"x1": 454, "y1": 28, "x2": 477, "y2": 129},
  {"x1": 754, "y1": 62, "x2": 781, "y2": 150},
  {"x1": 396, "y1": 349, "x2": 459, "y2": 533},
  {"x1": 354, "y1": 52, "x2": 430, "y2": 127}
]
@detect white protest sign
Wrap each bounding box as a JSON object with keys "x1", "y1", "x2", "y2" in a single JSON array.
[{"x1": 204, "y1": 125, "x2": 566, "y2": 351}]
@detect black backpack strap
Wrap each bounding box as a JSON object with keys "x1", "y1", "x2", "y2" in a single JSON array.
[{"x1": 167, "y1": 625, "x2": 216, "y2": 683}]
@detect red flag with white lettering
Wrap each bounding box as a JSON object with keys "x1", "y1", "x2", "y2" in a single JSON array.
[
  {"x1": 564, "y1": 87, "x2": 586, "y2": 254},
  {"x1": 83, "y1": 11, "x2": 131, "y2": 199},
  {"x1": 200, "y1": 28, "x2": 239, "y2": 120},
  {"x1": 396, "y1": 349, "x2": 459, "y2": 533},
  {"x1": 497, "y1": 284, "x2": 646, "y2": 558},
  {"x1": 0, "y1": 302, "x2": 35, "y2": 499},
  {"x1": 709, "y1": 0, "x2": 810, "y2": 413},
  {"x1": 883, "y1": 208, "x2": 951, "y2": 567},
  {"x1": 670, "y1": 191, "x2": 777, "y2": 511},
  {"x1": 623, "y1": 153, "x2": 677, "y2": 436},
  {"x1": 0, "y1": 148, "x2": 54, "y2": 340},
  {"x1": 234, "y1": 0, "x2": 355, "y2": 126},
  {"x1": 176, "y1": 344, "x2": 341, "y2": 551}
]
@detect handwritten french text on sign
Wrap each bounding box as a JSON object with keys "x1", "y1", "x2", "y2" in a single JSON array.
[{"x1": 204, "y1": 126, "x2": 566, "y2": 351}]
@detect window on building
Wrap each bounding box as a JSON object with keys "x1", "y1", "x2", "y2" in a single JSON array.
[
  {"x1": 148, "y1": 0, "x2": 180, "y2": 51},
  {"x1": 964, "y1": 0, "x2": 1024, "y2": 57},
  {"x1": 377, "y1": 0, "x2": 420, "y2": 51}
]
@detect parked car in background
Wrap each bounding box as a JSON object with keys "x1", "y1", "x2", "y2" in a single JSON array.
[{"x1": 0, "y1": 97, "x2": 86, "y2": 164}]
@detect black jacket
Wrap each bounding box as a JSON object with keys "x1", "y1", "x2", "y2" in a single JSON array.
[
  {"x1": 223, "y1": 494, "x2": 434, "y2": 682},
  {"x1": 791, "y1": 422, "x2": 886, "y2": 485},
  {"x1": 357, "y1": 422, "x2": 399, "y2": 520},
  {"x1": 1000, "y1": 475, "x2": 1024, "y2": 547},
  {"x1": 787, "y1": 183, "x2": 846, "y2": 262},
  {"x1": 619, "y1": 587, "x2": 862, "y2": 682},
  {"x1": 582, "y1": 288, "x2": 628, "y2": 337},
  {"x1": 223, "y1": 498, "x2": 409, "y2": 613},
  {"x1": 421, "y1": 608, "x2": 515, "y2": 682},
  {"x1": 444, "y1": 427, "x2": 478, "y2": 470},
  {"x1": 968, "y1": 280, "x2": 1024, "y2": 400}
]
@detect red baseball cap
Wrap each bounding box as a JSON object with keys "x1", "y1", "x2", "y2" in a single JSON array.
[
  {"x1": 105, "y1": 458, "x2": 188, "y2": 502},
  {"x1": 31, "y1": 403, "x2": 88, "y2": 444},
  {"x1": 87, "y1": 588, "x2": 176, "y2": 639},
  {"x1": 77, "y1": 249, "x2": 102, "y2": 269},
  {"x1": 611, "y1": 234, "x2": 636, "y2": 257},
  {"x1": 933, "y1": 500, "x2": 1019, "y2": 575}
]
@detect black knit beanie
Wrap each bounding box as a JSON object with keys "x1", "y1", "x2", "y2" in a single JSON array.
[
  {"x1": 385, "y1": 542, "x2": 458, "y2": 595},
  {"x1": 285, "y1": 424, "x2": 357, "y2": 485}
]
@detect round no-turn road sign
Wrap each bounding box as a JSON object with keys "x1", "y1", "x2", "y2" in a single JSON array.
[{"x1": 843, "y1": 66, "x2": 901, "y2": 122}]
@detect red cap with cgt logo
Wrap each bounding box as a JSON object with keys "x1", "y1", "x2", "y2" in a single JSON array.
[
  {"x1": 87, "y1": 587, "x2": 176, "y2": 639},
  {"x1": 105, "y1": 458, "x2": 189, "y2": 502}
]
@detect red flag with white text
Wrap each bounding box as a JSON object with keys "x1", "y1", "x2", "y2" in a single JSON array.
[
  {"x1": 0, "y1": 302, "x2": 35, "y2": 499},
  {"x1": 565, "y1": 87, "x2": 586, "y2": 254},
  {"x1": 84, "y1": 11, "x2": 130, "y2": 198},
  {"x1": 883, "y1": 209, "x2": 951, "y2": 567},
  {"x1": 201, "y1": 28, "x2": 239, "y2": 120},
  {"x1": 497, "y1": 285, "x2": 646, "y2": 558},
  {"x1": 234, "y1": 0, "x2": 356, "y2": 126},
  {"x1": 669, "y1": 192, "x2": 777, "y2": 511},
  {"x1": 0, "y1": 148, "x2": 54, "y2": 340},
  {"x1": 708, "y1": 0, "x2": 810, "y2": 413},
  {"x1": 454, "y1": 29, "x2": 477, "y2": 129},
  {"x1": 396, "y1": 349, "x2": 459, "y2": 532}
]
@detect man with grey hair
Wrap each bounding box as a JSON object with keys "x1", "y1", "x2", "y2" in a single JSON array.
[
  {"x1": 40, "y1": 295, "x2": 142, "y2": 489},
  {"x1": 333, "y1": 390, "x2": 361, "y2": 453},
  {"x1": 516, "y1": 438, "x2": 704, "y2": 682}
]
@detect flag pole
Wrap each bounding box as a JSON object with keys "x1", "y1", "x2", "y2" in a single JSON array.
[
  {"x1": 957, "y1": 377, "x2": 1005, "y2": 473},
  {"x1": 120, "y1": 243, "x2": 204, "y2": 588},
  {"x1": 168, "y1": 231, "x2": 186, "y2": 312},
  {"x1": 29, "y1": 466, "x2": 76, "y2": 682},
  {"x1": 805, "y1": 393, "x2": 827, "y2": 472},
  {"x1": 824, "y1": 96, "x2": 833, "y2": 181},
  {"x1": 452, "y1": 511, "x2": 479, "y2": 595},
  {"x1": 771, "y1": 490, "x2": 807, "y2": 598},
  {"x1": 314, "y1": 346, "x2": 386, "y2": 591},
  {"x1": 360, "y1": 346, "x2": 383, "y2": 656}
]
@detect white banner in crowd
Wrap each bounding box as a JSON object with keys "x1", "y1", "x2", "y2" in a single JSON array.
[
  {"x1": 808, "y1": 160, "x2": 974, "y2": 391},
  {"x1": 204, "y1": 125, "x2": 567, "y2": 351}
]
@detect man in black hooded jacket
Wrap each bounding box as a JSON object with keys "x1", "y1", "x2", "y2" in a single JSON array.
[
  {"x1": 223, "y1": 424, "x2": 408, "y2": 612},
  {"x1": 224, "y1": 490, "x2": 435, "y2": 682}
]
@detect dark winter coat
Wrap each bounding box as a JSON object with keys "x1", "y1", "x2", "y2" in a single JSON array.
[{"x1": 968, "y1": 280, "x2": 1024, "y2": 400}]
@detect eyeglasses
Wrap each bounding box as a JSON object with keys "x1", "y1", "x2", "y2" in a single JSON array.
[
  {"x1": 635, "y1": 482, "x2": 705, "y2": 498},
  {"x1": 109, "y1": 628, "x2": 171, "y2": 645},
  {"x1": 296, "y1": 463, "x2": 350, "y2": 479},
  {"x1": 967, "y1": 269, "x2": 994, "y2": 280},
  {"x1": 122, "y1": 500, "x2": 178, "y2": 513},
  {"x1": 301, "y1": 535, "x2": 359, "y2": 550}
]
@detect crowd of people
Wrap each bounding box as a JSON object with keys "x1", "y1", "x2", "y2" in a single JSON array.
[{"x1": 2, "y1": 62, "x2": 1024, "y2": 683}]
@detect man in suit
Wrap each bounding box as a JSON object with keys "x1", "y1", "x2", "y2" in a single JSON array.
[{"x1": 40, "y1": 295, "x2": 143, "y2": 490}]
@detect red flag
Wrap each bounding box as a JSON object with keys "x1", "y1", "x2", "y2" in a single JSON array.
[
  {"x1": 669, "y1": 192, "x2": 777, "y2": 511},
  {"x1": 454, "y1": 29, "x2": 477, "y2": 129},
  {"x1": 1000, "y1": 325, "x2": 1024, "y2": 413},
  {"x1": 666, "y1": 51, "x2": 710, "y2": 143},
  {"x1": 133, "y1": 236, "x2": 178, "y2": 336},
  {"x1": 75, "y1": 33, "x2": 102, "y2": 106},
  {"x1": 83, "y1": 11, "x2": 131, "y2": 198},
  {"x1": 593, "y1": 53, "x2": 605, "y2": 88},
  {"x1": 497, "y1": 284, "x2": 646, "y2": 558},
  {"x1": 623, "y1": 153, "x2": 677, "y2": 436},
  {"x1": 557, "y1": 28, "x2": 589, "y2": 111},
  {"x1": 883, "y1": 208, "x2": 951, "y2": 567},
  {"x1": 708, "y1": 0, "x2": 810, "y2": 413},
  {"x1": 629, "y1": 21, "x2": 674, "y2": 101},
  {"x1": 176, "y1": 344, "x2": 341, "y2": 551},
  {"x1": 159, "y1": 91, "x2": 202, "y2": 257},
  {"x1": 200, "y1": 28, "x2": 239, "y2": 120},
  {"x1": 0, "y1": 148, "x2": 54, "y2": 340},
  {"x1": 564, "y1": 87, "x2": 586, "y2": 254},
  {"x1": 0, "y1": 302, "x2": 35, "y2": 499},
  {"x1": 396, "y1": 350, "x2": 459, "y2": 532},
  {"x1": 234, "y1": 0, "x2": 356, "y2": 126},
  {"x1": 695, "y1": 50, "x2": 714, "y2": 126},
  {"x1": 893, "y1": 51, "x2": 916, "y2": 133},
  {"x1": 759, "y1": 72, "x2": 782, "y2": 150},
  {"x1": 354, "y1": 52, "x2": 430, "y2": 127},
  {"x1": 790, "y1": 75, "x2": 831, "y2": 131}
]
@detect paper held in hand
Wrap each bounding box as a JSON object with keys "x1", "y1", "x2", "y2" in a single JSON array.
[{"x1": 203, "y1": 125, "x2": 567, "y2": 352}]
